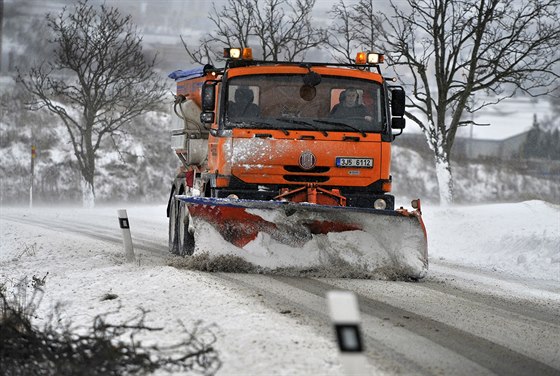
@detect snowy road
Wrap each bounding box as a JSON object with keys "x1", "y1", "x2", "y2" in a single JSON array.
[
  {"x1": 1, "y1": 204, "x2": 559, "y2": 375},
  {"x1": 219, "y1": 273, "x2": 559, "y2": 375}
]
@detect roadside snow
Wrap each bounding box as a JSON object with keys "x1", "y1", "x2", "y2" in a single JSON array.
[
  {"x1": 425, "y1": 200, "x2": 560, "y2": 282},
  {"x1": 0, "y1": 210, "x2": 343, "y2": 376},
  {"x1": 0, "y1": 200, "x2": 558, "y2": 374}
]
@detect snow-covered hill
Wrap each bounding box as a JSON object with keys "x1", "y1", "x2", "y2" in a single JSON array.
[
  {"x1": 1, "y1": 74, "x2": 558, "y2": 206},
  {"x1": 0, "y1": 81, "x2": 176, "y2": 205},
  {"x1": 391, "y1": 146, "x2": 560, "y2": 205}
]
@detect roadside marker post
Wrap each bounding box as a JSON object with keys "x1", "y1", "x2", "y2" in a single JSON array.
[
  {"x1": 117, "y1": 209, "x2": 135, "y2": 262},
  {"x1": 327, "y1": 291, "x2": 370, "y2": 376}
]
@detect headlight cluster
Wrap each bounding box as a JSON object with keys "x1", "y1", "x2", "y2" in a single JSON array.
[
  {"x1": 224, "y1": 47, "x2": 253, "y2": 60},
  {"x1": 355, "y1": 52, "x2": 384, "y2": 65}
]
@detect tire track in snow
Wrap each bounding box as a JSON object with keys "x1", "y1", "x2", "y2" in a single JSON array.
[
  {"x1": 215, "y1": 273, "x2": 560, "y2": 376},
  {"x1": 430, "y1": 259, "x2": 560, "y2": 294},
  {"x1": 2, "y1": 214, "x2": 166, "y2": 257},
  {"x1": 419, "y1": 276, "x2": 560, "y2": 327},
  {"x1": 290, "y1": 277, "x2": 560, "y2": 376},
  {"x1": 212, "y1": 273, "x2": 433, "y2": 375}
]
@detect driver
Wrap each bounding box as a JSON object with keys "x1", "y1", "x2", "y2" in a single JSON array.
[{"x1": 329, "y1": 88, "x2": 372, "y2": 121}]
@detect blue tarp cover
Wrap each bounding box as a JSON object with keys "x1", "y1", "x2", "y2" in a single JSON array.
[{"x1": 168, "y1": 66, "x2": 206, "y2": 81}]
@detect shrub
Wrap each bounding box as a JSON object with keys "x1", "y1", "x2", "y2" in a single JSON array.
[{"x1": 0, "y1": 278, "x2": 221, "y2": 376}]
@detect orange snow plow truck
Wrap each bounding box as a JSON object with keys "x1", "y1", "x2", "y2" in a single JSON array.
[{"x1": 167, "y1": 48, "x2": 427, "y2": 279}]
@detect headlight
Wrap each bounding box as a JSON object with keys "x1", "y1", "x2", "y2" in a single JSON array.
[
  {"x1": 355, "y1": 51, "x2": 385, "y2": 65},
  {"x1": 367, "y1": 52, "x2": 384, "y2": 64},
  {"x1": 223, "y1": 47, "x2": 252, "y2": 60},
  {"x1": 225, "y1": 48, "x2": 242, "y2": 59},
  {"x1": 374, "y1": 199, "x2": 387, "y2": 210}
]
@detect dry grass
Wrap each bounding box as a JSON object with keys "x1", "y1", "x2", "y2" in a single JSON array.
[{"x1": 0, "y1": 277, "x2": 221, "y2": 376}]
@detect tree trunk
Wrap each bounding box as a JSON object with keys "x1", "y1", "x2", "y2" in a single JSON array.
[
  {"x1": 81, "y1": 177, "x2": 95, "y2": 208},
  {"x1": 422, "y1": 123, "x2": 455, "y2": 206},
  {"x1": 81, "y1": 120, "x2": 96, "y2": 208},
  {"x1": 434, "y1": 152, "x2": 453, "y2": 206}
]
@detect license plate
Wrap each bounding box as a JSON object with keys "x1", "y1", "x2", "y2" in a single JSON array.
[{"x1": 336, "y1": 157, "x2": 373, "y2": 168}]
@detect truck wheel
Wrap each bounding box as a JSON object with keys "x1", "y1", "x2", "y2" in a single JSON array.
[
  {"x1": 177, "y1": 201, "x2": 195, "y2": 256},
  {"x1": 168, "y1": 196, "x2": 180, "y2": 255}
]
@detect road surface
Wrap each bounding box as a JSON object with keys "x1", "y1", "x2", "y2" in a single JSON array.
[{"x1": 1, "y1": 207, "x2": 558, "y2": 375}]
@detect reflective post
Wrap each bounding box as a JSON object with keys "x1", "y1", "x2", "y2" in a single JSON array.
[
  {"x1": 117, "y1": 209, "x2": 135, "y2": 262},
  {"x1": 327, "y1": 291, "x2": 369, "y2": 376}
]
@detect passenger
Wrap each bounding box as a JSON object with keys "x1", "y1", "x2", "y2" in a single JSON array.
[
  {"x1": 228, "y1": 86, "x2": 260, "y2": 117},
  {"x1": 329, "y1": 88, "x2": 373, "y2": 121}
]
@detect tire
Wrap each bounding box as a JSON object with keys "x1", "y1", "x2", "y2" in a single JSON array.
[
  {"x1": 168, "y1": 195, "x2": 180, "y2": 255},
  {"x1": 177, "y1": 201, "x2": 195, "y2": 256},
  {"x1": 169, "y1": 195, "x2": 196, "y2": 256}
]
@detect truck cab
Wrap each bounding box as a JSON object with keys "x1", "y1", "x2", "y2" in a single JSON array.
[{"x1": 172, "y1": 48, "x2": 406, "y2": 211}]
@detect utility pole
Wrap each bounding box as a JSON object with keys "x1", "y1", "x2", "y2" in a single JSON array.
[
  {"x1": 30, "y1": 115, "x2": 35, "y2": 208},
  {"x1": 30, "y1": 144, "x2": 35, "y2": 208},
  {"x1": 0, "y1": 0, "x2": 4, "y2": 73}
]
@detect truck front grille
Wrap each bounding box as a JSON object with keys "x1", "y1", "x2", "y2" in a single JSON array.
[
  {"x1": 284, "y1": 166, "x2": 330, "y2": 173},
  {"x1": 283, "y1": 175, "x2": 330, "y2": 183}
]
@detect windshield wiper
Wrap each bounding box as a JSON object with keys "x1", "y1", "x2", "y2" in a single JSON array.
[
  {"x1": 313, "y1": 119, "x2": 366, "y2": 137},
  {"x1": 275, "y1": 117, "x2": 328, "y2": 136},
  {"x1": 230, "y1": 119, "x2": 289, "y2": 135}
]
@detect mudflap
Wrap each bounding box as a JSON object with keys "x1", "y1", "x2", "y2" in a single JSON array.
[{"x1": 177, "y1": 196, "x2": 428, "y2": 279}]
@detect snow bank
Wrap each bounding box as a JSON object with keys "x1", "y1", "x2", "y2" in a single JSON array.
[{"x1": 424, "y1": 200, "x2": 560, "y2": 281}]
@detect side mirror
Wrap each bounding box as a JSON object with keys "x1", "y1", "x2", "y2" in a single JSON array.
[
  {"x1": 391, "y1": 117, "x2": 406, "y2": 130},
  {"x1": 390, "y1": 87, "x2": 406, "y2": 117},
  {"x1": 201, "y1": 82, "x2": 216, "y2": 111}
]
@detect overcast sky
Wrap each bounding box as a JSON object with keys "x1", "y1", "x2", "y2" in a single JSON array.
[{"x1": 3, "y1": 0, "x2": 552, "y2": 139}]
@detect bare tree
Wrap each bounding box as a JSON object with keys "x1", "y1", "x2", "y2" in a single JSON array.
[
  {"x1": 182, "y1": 0, "x2": 255, "y2": 65},
  {"x1": 182, "y1": 0, "x2": 326, "y2": 64},
  {"x1": 327, "y1": 1, "x2": 359, "y2": 64},
  {"x1": 328, "y1": 0, "x2": 559, "y2": 204},
  {"x1": 18, "y1": 0, "x2": 165, "y2": 207},
  {"x1": 384, "y1": 0, "x2": 560, "y2": 204},
  {"x1": 252, "y1": 0, "x2": 326, "y2": 61},
  {"x1": 327, "y1": 0, "x2": 384, "y2": 63}
]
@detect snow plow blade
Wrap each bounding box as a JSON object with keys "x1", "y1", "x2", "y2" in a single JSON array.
[{"x1": 177, "y1": 196, "x2": 428, "y2": 279}]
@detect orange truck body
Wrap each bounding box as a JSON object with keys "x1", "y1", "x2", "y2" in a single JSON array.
[
  {"x1": 169, "y1": 58, "x2": 403, "y2": 210},
  {"x1": 166, "y1": 54, "x2": 428, "y2": 280}
]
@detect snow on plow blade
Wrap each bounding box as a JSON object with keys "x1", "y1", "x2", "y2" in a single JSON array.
[{"x1": 177, "y1": 196, "x2": 428, "y2": 279}]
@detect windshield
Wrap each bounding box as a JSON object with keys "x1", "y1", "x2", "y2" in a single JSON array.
[{"x1": 224, "y1": 74, "x2": 385, "y2": 134}]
